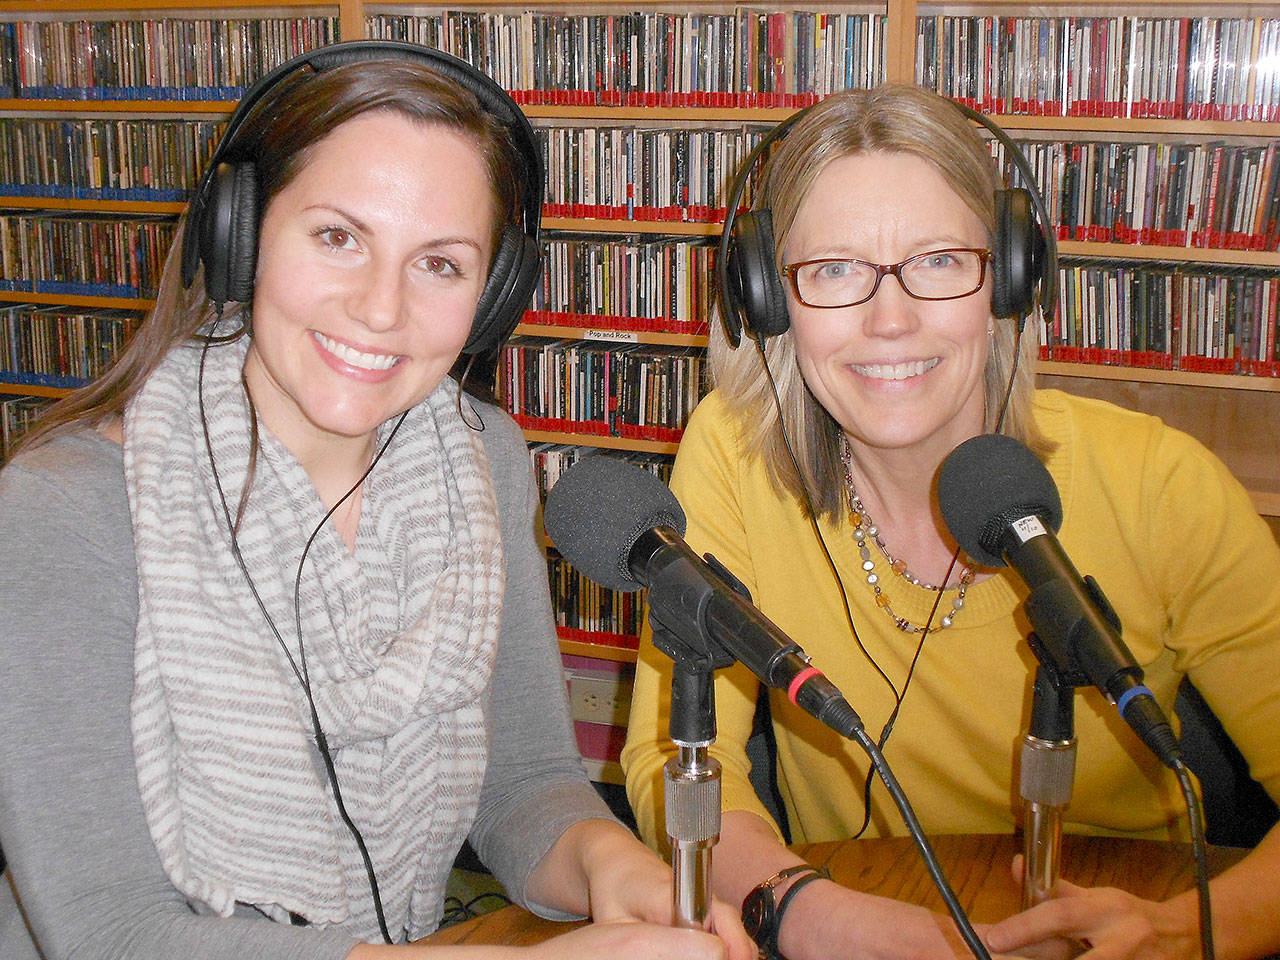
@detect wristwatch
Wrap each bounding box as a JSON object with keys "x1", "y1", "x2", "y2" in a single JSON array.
[{"x1": 741, "y1": 864, "x2": 830, "y2": 960}]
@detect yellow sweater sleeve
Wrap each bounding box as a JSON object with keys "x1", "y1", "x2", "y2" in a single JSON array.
[{"x1": 1123, "y1": 401, "x2": 1280, "y2": 802}]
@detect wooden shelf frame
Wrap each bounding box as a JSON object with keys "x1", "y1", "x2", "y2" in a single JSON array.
[{"x1": 0, "y1": 0, "x2": 336, "y2": 11}]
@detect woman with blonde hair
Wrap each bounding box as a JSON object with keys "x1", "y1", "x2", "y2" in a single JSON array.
[{"x1": 623, "y1": 84, "x2": 1280, "y2": 960}]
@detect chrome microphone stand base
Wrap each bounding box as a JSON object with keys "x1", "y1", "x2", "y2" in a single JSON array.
[
  {"x1": 1020, "y1": 643, "x2": 1084, "y2": 909},
  {"x1": 665, "y1": 743, "x2": 721, "y2": 929},
  {"x1": 651, "y1": 623, "x2": 734, "y2": 930}
]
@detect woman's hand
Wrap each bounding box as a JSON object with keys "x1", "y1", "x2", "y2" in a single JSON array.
[
  {"x1": 528, "y1": 818, "x2": 756, "y2": 960},
  {"x1": 527, "y1": 918, "x2": 746, "y2": 960},
  {"x1": 983, "y1": 858, "x2": 1200, "y2": 960}
]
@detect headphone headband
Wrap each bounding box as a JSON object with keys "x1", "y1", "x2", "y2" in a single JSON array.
[
  {"x1": 180, "y1": 41, "x2": 544, "y2": 354},
  {"x1": 949, "y1": 100, "x2": 1057, "y2": 311}
]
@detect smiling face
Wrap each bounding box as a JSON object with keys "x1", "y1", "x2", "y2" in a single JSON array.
[
  {"x1": 783, "y1": 150, "x2": 994, "y2": 463},
  {"x1": 243, "y1": 110, "x2": 494, "y2": 462}
]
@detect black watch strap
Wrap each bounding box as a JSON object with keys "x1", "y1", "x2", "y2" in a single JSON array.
[
  {"x1": 742, "y1": 864, "x2": 830, "y2": 960},
  {"x1": 773, "y1": 867, "x2": 830, "y2": 955}
]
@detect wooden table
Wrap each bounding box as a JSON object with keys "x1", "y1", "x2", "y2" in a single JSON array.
[{"x1": 424, "y1": 833, "x2": 1246, "y2": 946}]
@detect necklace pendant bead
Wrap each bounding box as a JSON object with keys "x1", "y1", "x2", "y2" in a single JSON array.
[{"x1": 841, "y1": 433, "x2": 971, "y2": 634}]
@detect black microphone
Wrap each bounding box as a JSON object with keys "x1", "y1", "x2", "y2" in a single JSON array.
[
  {"x1": 543, "y1": 455, "x2": 863, "y2": 739},
  {"x1": 937, "y1": 433, "x2": 1181, "y2": 769}
]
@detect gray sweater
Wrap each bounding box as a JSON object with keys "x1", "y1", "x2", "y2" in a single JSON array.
[{"x1": 0, "y1": 405, "x2": 612, "y2": 960}]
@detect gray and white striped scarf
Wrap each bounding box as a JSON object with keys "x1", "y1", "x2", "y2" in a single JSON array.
[{"x1": 125, "y1": 335, "x2": 501, "y2": 942}]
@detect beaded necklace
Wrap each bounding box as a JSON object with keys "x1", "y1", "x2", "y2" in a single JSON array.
[{"x1": 839, "y1": 437, "x2": 973, "y2": 633}]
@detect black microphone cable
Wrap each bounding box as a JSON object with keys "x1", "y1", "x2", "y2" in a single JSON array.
[{"x1": 1174, "y1": 759, "x2": 1215, "y2": 960}]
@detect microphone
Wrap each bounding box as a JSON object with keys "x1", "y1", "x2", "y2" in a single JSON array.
[
  {"x1": 546, "y1": 456, "x2": 997, "y2": 960},
  {"x1": 542, "y1": 455, "x2": 863, "y2": 740},
  {"x1": 937, "y1": 433, "x2": 1181, "y2": 769}
]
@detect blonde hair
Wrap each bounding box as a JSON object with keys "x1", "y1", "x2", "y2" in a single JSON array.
[{"x1": 712, "y1": 84, "x2": 1048, "y2": 519}]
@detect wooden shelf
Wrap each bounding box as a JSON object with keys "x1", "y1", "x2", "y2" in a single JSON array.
[
  {"x1": 543, "y1": 216, "x2": 721, "y2": 236},
  {"x1": 1036, "y1": 361, "x2": 1280, "y2": 393},
  {"x1": 918, "y1": 0, "x2": 1277, "y2": 6},
  {"x1": 0, "y1": 0, "x2": 333, "y2": 10},
  {"x1": 0, "y1": 291, "x2": 153, "y2": 309},
  {"x1": 0, "y1": 382, "x2": 72, "y2": 398},
  {"x1": 1057, "y1": 241, "x2": 1280, "y2": 268},
  {"x1": 0, "y1": 99, "x2": 233, "y2": 115},
  {"x1": 515, "y1": 322, "x2": 707, "y2": 347},
  {"x1": 988, "y1": 114, "x2": 1280, "y2": 139},
  {"x1": 558, "y1": 637, "x2": 638, "y2": 664},
  {"x1": 0, "y1": 196, "x2": 188, "y2": 214},
  {"x1": 579, "y1": 757, "x2": 626, "y2": 787},
  {"x1": 524, "y1": 104, "x2": 794, "y2": 122},
  {"x1": 526, "y1": 105, "x2": 1280, "y2": 139},
  {"x1": 522, "y1": 429, "x2": 680, "y2": 455},
  {"x1": 1245, "y1": 478, "x2": 1280, "y2": 518}
]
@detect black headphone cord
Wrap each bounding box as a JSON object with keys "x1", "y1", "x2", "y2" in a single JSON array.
[
  {"x1": 846, "y1": 319, "x2": 1027, "y2": 832},
  {"x1": 752, "y1": 337, "x2": 900, "y2": 703},
  {"x1": 196, "y1": 316, "x2": 404, "y2": 944},
  {"x1": 752, "y1": 310, "x2": 1023, "y2": 838}
]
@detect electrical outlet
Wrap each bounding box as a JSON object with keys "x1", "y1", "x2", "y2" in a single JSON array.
[{"x1": 568, "y1": 675, "x2": 632, "y2": 726}]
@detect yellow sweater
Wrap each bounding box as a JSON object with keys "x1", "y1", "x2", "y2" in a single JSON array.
[{"x1": 622, "y1": 389, "x2": 1280, "y2": 847}]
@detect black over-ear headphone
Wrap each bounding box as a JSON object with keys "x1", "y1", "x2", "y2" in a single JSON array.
[
  {"x1": 718, "y1": 96, "x2": 1058, "y2": 347},
  {"x1": 180, "y1": 40, "x2": 544, "y2": 355}
]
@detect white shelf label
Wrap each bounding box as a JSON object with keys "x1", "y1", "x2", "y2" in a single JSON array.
[{"x1": 584, "y1": 328, "x2": 639, "y2": 343}]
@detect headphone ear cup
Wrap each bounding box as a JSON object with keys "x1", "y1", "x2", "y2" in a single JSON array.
[
  {"x1": 465, "y1": 223, "x2": 541, "y2": 355},
  {"x1": 725, "y1": 210, "x2": 791, "y2": 341},
  {"x1": 199, "y1": 161, "x2": 259, "y2": 305},
  {"x1": 991, "y1": 188, "x2": 1042, "y2": 319}
]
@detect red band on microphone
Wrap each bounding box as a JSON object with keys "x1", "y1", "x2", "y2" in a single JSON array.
[{"x1": 788, "y1": 667, "x2": 822, "y2": 705}]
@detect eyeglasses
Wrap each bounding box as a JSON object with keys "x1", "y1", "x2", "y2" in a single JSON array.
[{"x1": 781, "y1": 247, "x2": 993, "y2": 309}]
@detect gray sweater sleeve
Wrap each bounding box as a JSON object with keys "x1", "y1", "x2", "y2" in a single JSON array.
[
  {"x1": 0, "y1": 433, "x2": 358, "y2": 960},
  {"x1": 467, "y1": 406, "x2": 617, "y2": 918},
  {"x1": 0, "y1": 414, "x2": 615, "y2": 959}
]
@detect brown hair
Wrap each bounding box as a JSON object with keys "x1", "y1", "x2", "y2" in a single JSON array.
[
  {"x1": 18, "y1": 58, "x2": 524, "y2": 453},
  {"x1": 712, "y1": 84, "x2": 1048, "y2": 519}
]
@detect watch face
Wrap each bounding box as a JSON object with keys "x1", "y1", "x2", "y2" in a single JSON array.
[{"x1": 741, "y1": 888, "x2": 770, "y2": 941}]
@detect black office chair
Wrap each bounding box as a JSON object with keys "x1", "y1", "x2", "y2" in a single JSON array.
[{"x1": 1175, "y1": 679, "x2": 1278, "y2": 848}]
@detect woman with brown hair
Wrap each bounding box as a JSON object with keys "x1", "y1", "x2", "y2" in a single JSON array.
[{"x1": 0, "y1": 42, "x2": 751, "y2": 960}]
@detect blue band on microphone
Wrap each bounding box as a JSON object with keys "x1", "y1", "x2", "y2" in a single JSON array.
[{"x1": 1115, "y1": 684, "x2": 1153, "y2": 716}]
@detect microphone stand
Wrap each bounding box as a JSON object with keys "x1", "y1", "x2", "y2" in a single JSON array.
[
  {"x1": 649, "y1": 580, "x2": 736, "y2": 930},
  {"x1": 1019, "y1": 634, "x2": 1087, "y2": 908},
  {"x1": 644, "y1": 553, "x2": 993, "y2": 960}
]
